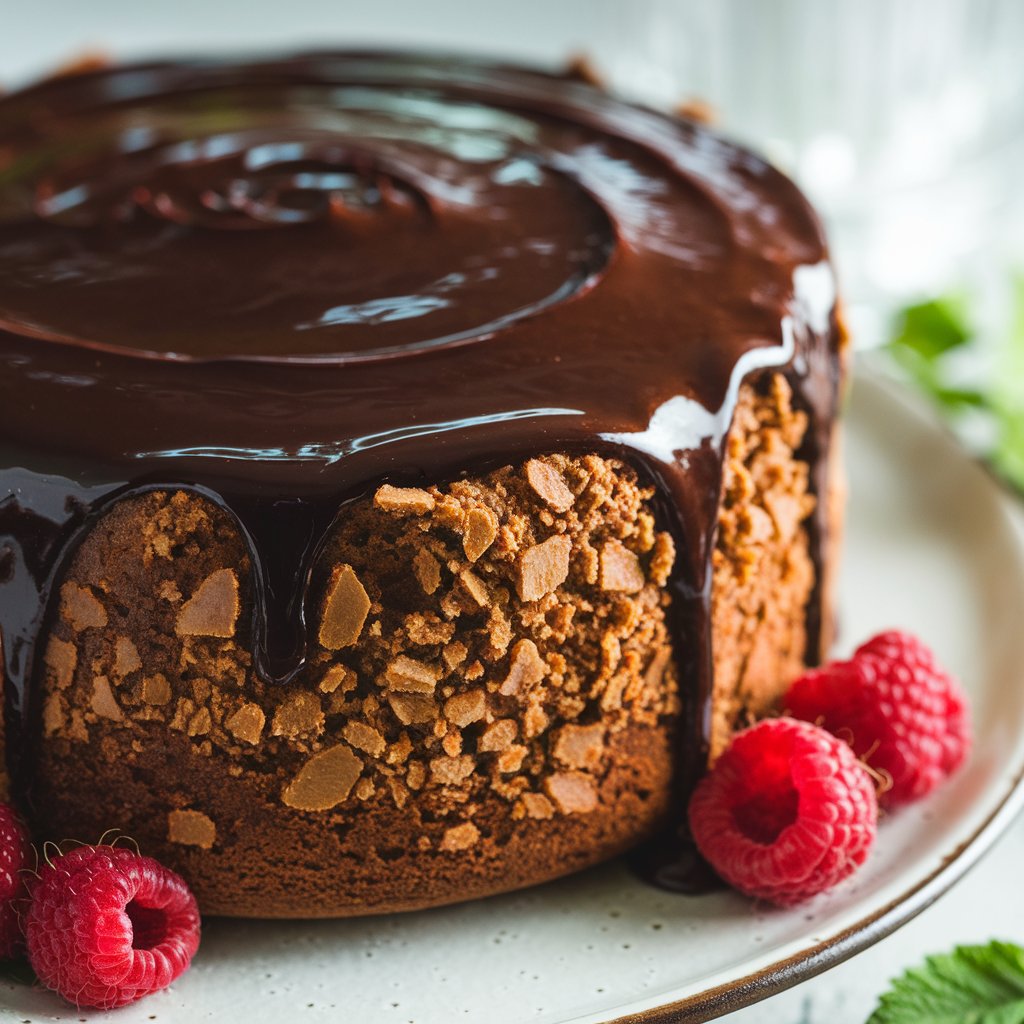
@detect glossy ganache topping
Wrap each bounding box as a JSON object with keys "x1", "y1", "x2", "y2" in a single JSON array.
[
  {"x1": 0, "y1": 53, "x2": 825, "y2": 364},
  {"x1": 0, "y1": 57, "x2": 625, "y2": 360},
  {"x1": 0, "y1": 53, "x2": 838, "y2": 783}
]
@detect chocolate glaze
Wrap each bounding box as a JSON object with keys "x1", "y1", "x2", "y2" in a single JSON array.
[{"x1": 0, "y1": 52, "x2": 841, "y2": 889}]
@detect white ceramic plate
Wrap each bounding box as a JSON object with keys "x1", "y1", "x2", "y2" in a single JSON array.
[{"x1": 4, "y1": 370, "x2": 1024, "y2": 1024}]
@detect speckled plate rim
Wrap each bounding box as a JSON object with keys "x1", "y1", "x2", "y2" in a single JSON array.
[
  {"x1": 609, "y1": 765, "x2": 1024, "y2": 1024},
  {"x1": 602, "y1": 369, "x2": 1024, "y2": 1024}
]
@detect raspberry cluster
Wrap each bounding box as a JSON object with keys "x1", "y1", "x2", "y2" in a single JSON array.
[
  {"x1": 787, "y1": 630, "x2": 971, "y2": 806},
  {"x1": 689, "y1": 630, "x2": 970, "y2": 905}
]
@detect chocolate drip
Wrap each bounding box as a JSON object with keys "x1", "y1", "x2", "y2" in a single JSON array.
[
  {"x1": 0, "y1": 52, "x2": 842, "y2": 891},
  {"x1": 226, "y1": 494, "x2": 329, "y2": 683}
]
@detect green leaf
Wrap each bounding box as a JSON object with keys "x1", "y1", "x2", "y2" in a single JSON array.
[
  {"x1": 928, "y1": 386, "x2": 989, "y2": 411},
  {"x1": 992, "y1": 404, "x2": 1024, "y2": 493},
  {"x1": 887, "y1": 297, "x2": 979, "y2": 417},
  {"x1": 867, "y1": 941, "x2": 1024, "y2": 1024},
  {"x1": 888, "y1": 281, "x2": 1024, "y2": 496},
  {"x1": 890, "y1": 297, "x2": 972, "y2": 362},
  {"x1": 990, "y1": 275, "x2": 1024, "y2": 492}
]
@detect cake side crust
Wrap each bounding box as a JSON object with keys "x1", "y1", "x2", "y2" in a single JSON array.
[
  {"x1": 23, "y1": 375, "x2": 823, "y2": 916},
  {"x1": 710, "y1": 375, "x2": 817, "y2": 758},
  {"x1": 31, "y1": 454, "x2": 680, "y2": 916}
]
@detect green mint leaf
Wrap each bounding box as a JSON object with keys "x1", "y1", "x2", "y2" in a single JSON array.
[
  {"x1": 886, "y1": 347, "x2": 986, "y2": 417},
  {"x1": 990, "y1": 274, "x2": 1024, "y2": 492},
  {"x1": 887, "y1": 297, "x2": 978, "y2": 417},
  {"x1": 992, "y1": 404, "x2": 1024, "y2": 493},
  {"x1": 867, "y1": 941, "x2": 1024, "y2": 1024},
  {"x1": 891, "y1": 297, "x2": 972, "y2": 362},
  {"x1": 928, "y1": 386, "x2": 989, "y2": 411},
  {"x1": 887, "y1": 285, "x2": 1024, "y2": 495}
]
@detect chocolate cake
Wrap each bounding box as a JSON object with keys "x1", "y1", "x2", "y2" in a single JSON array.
[{"x1": 0, "y1": 53, "x2": 845, "y2": 917}]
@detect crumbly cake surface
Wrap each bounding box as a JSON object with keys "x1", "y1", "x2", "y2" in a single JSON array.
[
  {"x1": 23, "y1": 374, "x2": 817, "y2": 917},
  {"x1": 710, "y1": 375, "x2": 817, "y2": 757}
]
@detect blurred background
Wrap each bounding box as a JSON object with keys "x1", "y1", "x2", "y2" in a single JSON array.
[{"x1": 3, "y1": 0, "x2": 1023, "y2": 484}]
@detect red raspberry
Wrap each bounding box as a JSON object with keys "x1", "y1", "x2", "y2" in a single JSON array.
[
  {"x1": 25, "y1": 844, "x2": 200, "y2": 1009},
  {"x1": 786, "y1": 630, "x2": 971, "y2": 807},
  {"x1": 0, "y1": 803, "x2": 32, "y2": 959},
  {"x1": 688, "y1": 718, "x2": 877, "y2": 906}
]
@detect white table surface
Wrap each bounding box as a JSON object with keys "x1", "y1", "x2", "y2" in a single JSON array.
[{"x1": 4, "y1": 5, "x2": 1023, "y2": 1021}]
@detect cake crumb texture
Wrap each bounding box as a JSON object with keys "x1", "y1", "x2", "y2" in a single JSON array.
[
  {"x1": 24, "y1": 373, "x2": 818, "y2": 917},
  {"x1": 711, "y1": 375, "x2": 817, "y2": 757}
]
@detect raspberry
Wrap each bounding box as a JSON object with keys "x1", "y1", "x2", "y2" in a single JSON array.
[
  {"x1": 786, "y1": 630, "x2": 971, "y2": 806},
  {"x1": 25, "y1": 844, "x2": 200, "y2": 1009},
  {"x1": 688, "y1": 718, "x2": 877, "y2": 905},
  {"x1": 0, "y1": 803, "x2": 32, "y2": 959}
]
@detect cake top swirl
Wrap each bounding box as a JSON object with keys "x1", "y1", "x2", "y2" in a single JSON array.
[{"x1": 0, "y1": 52, "x2": 822, "y2": 363}]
